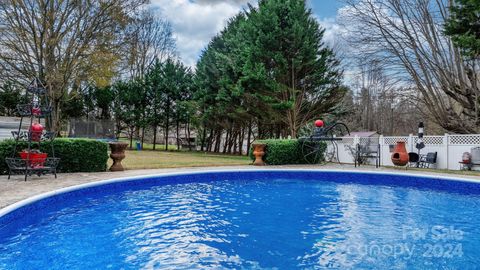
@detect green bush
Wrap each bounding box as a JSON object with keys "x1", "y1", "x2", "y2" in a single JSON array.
[
  {"x1": 0, "y1": 138, "x2": 109, "y2": 174},
  {"x1": 249, "y1": 139, "x2": 326, "y2": 165}
]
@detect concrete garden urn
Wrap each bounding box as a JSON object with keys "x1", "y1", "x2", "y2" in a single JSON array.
[
  {"x1": 252, "y1": 143, "x2": 266, "y2": 166},
  {"x1": 391, "y1": 141, "x2": 409, "y2": 166},
  {"x1": 109, "y1": 142, "x2": 128, "y2": 171}
]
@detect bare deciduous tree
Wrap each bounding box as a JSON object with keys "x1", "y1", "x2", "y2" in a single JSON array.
[
  {"x1": 340, "y1": 59, "x2": 423, "y2": 135},
  {"x1": 341, "y1": 0, "x2": 480, "y2": 133},
  {"x1": 123, "y1": 9, "x2": 176, "y2": 79},
  {"x1": 0, "y1": 0, "x2": 146, "y2": 131}
]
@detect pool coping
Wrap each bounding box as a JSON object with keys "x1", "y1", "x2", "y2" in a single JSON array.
[{"x1": 1, "y1": 168, "x2": 480, "y2": 220}]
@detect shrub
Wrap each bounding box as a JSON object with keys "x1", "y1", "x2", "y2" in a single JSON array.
[
  {"x1": 249, "y1": 139, "x2": 326, "y2": 165},
  {"x1": 0, "y1": 138, "x2": 109, "y2": 174}
]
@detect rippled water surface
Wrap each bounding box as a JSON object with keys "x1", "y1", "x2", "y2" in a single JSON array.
[{"x1": 1, "y1": 177, "x2": 480, "y2": 269}]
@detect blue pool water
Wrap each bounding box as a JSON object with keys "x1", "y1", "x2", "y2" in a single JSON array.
[{"x1": 1, "y1": 171, "x2": 480, "y2": 269}]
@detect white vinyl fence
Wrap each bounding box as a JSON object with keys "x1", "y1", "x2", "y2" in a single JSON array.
[{"x1": 328, "y1": 134, "x2": 480, "y2": 171}]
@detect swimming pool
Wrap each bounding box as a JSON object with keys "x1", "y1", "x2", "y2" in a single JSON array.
[{"x1": 0, "y1": 170, "x2": 479, "y2": 269}]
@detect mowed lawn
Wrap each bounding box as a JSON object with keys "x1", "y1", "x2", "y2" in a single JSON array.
[{"x1": 109, "y1": 150, "x2": 251, "y2": 170}]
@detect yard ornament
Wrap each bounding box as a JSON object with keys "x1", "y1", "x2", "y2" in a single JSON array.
[
  {"x1": 315, "y1": 119, "x2": 324, "y2": 128},
  {"x1": 30, "y1": 122, "x2": 44, "y2": 142}
]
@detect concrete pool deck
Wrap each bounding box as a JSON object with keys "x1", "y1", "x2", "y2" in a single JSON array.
[{"x1": 1, "y1": 164, "x2": 479, "y2": 209}]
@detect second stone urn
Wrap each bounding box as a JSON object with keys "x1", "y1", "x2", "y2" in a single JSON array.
[
  {"x1": 109, "y1": 141, "x2": 129, "y2": 171},
  {"x1": 252, "y1": 142, "x2": 266, "y2": 166},
  {"x1": 391, "y1": 141, "x2": 409, "y2": 166}
]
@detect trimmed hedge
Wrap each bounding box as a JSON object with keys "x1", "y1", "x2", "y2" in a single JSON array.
[
  {"x1": 249, "y1": 139, "x2": 327, "y2": 165},
  {"x1": 0, "y1": 138, "x2": 109, "y2": 174}
]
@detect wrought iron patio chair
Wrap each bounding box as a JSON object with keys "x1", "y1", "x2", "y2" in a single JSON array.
[
  {"x1": 418, "y1": 152, "x2": 437, "y2": 168},
  {"x1": 355, "y1": 142, "x2": 381, "y2": 168}
]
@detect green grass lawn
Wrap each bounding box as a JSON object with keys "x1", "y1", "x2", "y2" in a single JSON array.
[
  {"x1": 110, "y1": 150, "x2": 251, "y2": 170},
  {"x1": 118, "y1": 138, "x2": 178, "y2": 151}
]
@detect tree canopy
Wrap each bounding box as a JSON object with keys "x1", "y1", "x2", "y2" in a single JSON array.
[
  {"x1": 0, "y1": 0, "x2": 174, "y2": 131},
  {"x1": 195, "y1": 0, "x2": 344, "y2": 141},
  {"x1": 445, "y1": 0, "x2": 480, "y2": 58},
  {"x1": 0, "y1": 0, "x2": 347, "y2": 155}
]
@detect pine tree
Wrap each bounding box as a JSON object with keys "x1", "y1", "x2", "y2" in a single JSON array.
[
  {"x1": 238, "y1": 0, "x2": 344, "y2": 138},
  {"x1": 445, "y1": 0, "x2": 480, "y2": 58}
]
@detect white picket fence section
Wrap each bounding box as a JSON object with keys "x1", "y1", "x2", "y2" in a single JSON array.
[{"x1": 328, "y1": 134, "x2": 480, "y2": 171}]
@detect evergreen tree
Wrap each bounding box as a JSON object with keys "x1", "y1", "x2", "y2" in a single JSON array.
[
  {"x1": 239, "y1": 0, "x2": 344, "y2": 138},
  {"x1": 445, "y1": 0, "x2": 480, "y2": 58},
  {"x1": 145, "y1": 58, "x2": 193, "y2": 150},
  {"x1": 145, "y1": 61, "x2": 164, "y2": 150},
  {"x1": 111, "y1": 79, "x2": 145, "y2": 149},
  {"x1": 195, "y1": 0, "x2": 345, "y2": 141}
]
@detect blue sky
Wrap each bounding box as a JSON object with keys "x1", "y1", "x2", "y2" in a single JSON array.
[
  {"x1": 150, "y1": 0, "x2": 344, "y2": 67},
  {"x1": 308, "y1": 0, "x2": 343, "y2": 18}
]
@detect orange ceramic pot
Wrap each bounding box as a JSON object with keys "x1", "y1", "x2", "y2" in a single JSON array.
[
  {"x1": 391, "y1": 141, "x2": 409, "y2": 166},
  {"x1": 252, "y1": 143, "x2": 266, "y2": 166}
]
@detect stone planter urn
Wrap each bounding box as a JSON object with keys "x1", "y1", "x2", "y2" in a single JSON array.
[
  {"x1": 109, "y1": 142, "x2": 128, "y2": 171},
  {"x1": 252, "y1": 143, "x2": 266, "y2": 166},
  {"x1": 391, "y1": 141, "x2": 409, "y2": 166}
]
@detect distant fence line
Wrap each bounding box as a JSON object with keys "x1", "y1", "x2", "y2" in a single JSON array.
[
  {"x1": 1, "y1": 115, "x2": 479, "y2": 171},
  {"x1": 329, "y1": 134, "x2": 480, "y2": 170}
]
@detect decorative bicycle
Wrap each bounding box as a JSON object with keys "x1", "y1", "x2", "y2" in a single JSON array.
[{"x1": 298, "y1": 120, "x2": 350, "y2": 164}]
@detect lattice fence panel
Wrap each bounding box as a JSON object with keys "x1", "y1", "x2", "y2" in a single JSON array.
[
  {"x1": 340, "y1": 137, "x2": 355, "y2": 145},
  {"x1": 449, "y1": 135, "x2": 480, "y2": 145},
  {"x1": 412, "y1": 136, "x2": 444, "y2": 145},
  {"x1": 340, "y1": 137, "x2": 355, "y2": 151},
  {"x1": 383, "y1": 137, "x2": 408, "y2": 145},
  {"x1": 359, "y1": 137, "x2": 380, "y2": 145}
]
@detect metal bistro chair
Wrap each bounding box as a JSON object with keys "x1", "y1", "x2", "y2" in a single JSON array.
[
  {"x1": 355, "y1": 141, "x2": 381, "y2": 168},
  {"x1": 418, "y1": 152, "x2": 437, "y2": 169}
]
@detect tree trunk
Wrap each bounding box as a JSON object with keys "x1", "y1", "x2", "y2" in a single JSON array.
[
  {"x1": 176, "y1": 120, "x2": 180, "y2": 150},
  {"x1": 141, "y1": 127, "x2": 145, "y2": 149},
  {"x1": 214, "y1": 129, "x2": 222, "y2": 153},
  {"x1": 246, "y1": 120, "x2": 252, "y2": 155},
  {"x1": 165, "y1": 98, "x2": 170, "y2": 151},
  {"x1": 129, "y1": 126, "x2": 134, "y2": 150},
  {"x1": 49, "y1": 98, "x2": 62, "y2": 134},
  {"x1": 227, "y1": 128, "x2": 236, "y2": 154},
  {"x1": 153, "y1": 125, "x2": 157, "y2": 150},
  {"x1": 207, "y1": 129, "x2": 214, "y2": 152},
  {"x1": 201, "y1": 125, "x2": 207, "y2": 151},
  {"x1": 186, "y1": 120, "x2": 192, "y2": 151},
  {"x1": 222, "y1": 129, "x2": 229, "y2": 154},
  {"x1": 239, "y1": 127, "x2": 245, "y2": 155},
  {"x1": 232, "y1": 129, "x2": 238, "y2": 154},
  {"x1": 115, "y1": 119, "x2": 122, "y2": 139}
]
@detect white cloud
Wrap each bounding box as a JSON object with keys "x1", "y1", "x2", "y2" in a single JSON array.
[
  {"x1": 150, "y1": 0, "x2": 254, "y2": 67},
  {"x1": 316, "y1": 17, "x2": 342, "y2": 48},
  {"x1": 195, "y1": 0, "x2": 251, "y2": 5},
  {"x1": 314, "y1": 6, "x2": 357, "y2": 86}
]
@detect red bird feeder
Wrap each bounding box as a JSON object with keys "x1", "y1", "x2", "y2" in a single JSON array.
[
  {"x1": 30, "y1": 122, "x2": 44, "y2": 142},
  {"x1": 315, "y1": 120, "x2": 324, "y2": 128}
]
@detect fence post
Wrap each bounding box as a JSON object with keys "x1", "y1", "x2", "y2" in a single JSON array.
[
  {"x1": 444, "y1": 133, "x2": 449, "y2": 170},
  {"x1": 379, "y1": 135, "x2": 384, "y2": 166},
  {"x1": 408, "y1": 134, "x2": 414, "y2": 152},
  {"x1": 352, "y1": 135, "x2": 359, "y2": 164}
]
